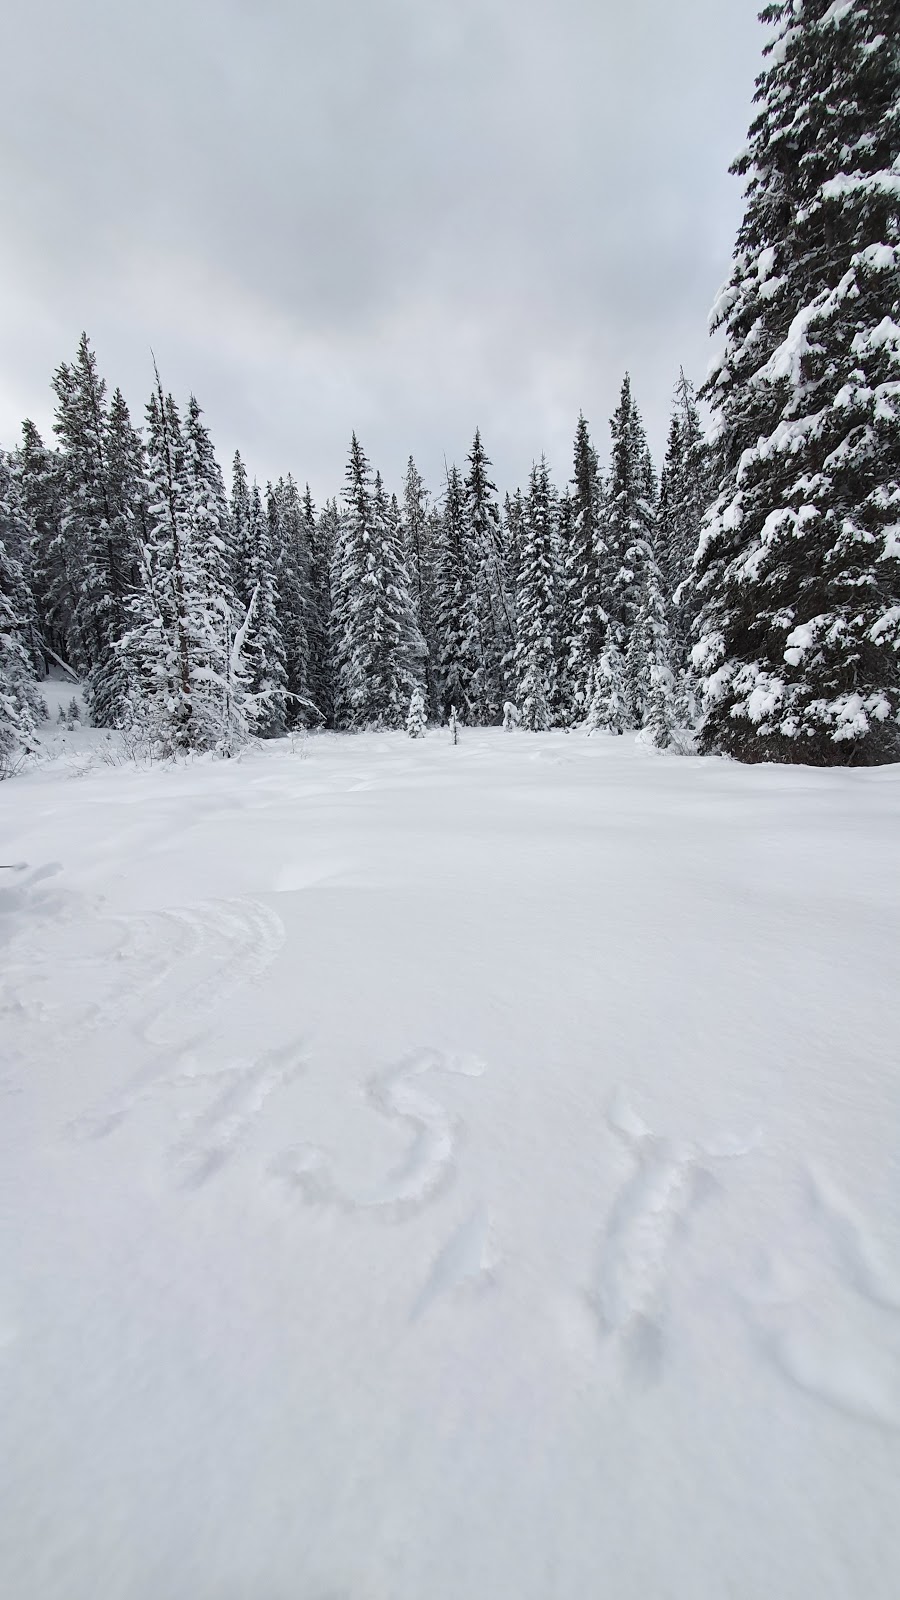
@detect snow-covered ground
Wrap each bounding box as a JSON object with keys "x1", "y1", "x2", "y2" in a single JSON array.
[{"x1": 2, "y1": 723, "x2": 900, "y2": 1599}]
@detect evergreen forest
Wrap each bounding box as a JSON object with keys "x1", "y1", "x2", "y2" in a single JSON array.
[{"x1": 2, "y1": 0, "x2": 898, "y2": 771}]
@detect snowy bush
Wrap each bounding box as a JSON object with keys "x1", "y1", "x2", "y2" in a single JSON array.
[{"x1": 406, "y1": 684, "x2": 427, "y2": 738}]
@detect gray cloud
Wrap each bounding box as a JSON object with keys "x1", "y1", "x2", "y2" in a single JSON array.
[{"x1": 1, "y1": 0, "x2": 762, "y2": 501}]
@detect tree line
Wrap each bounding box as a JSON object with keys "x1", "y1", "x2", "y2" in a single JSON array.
[
  {"x1": 2, "y1": 0, "x2": 897, "y2": 771},
  {"x1": 0, "y1": 344, "x2": 708, "y2": 761}
]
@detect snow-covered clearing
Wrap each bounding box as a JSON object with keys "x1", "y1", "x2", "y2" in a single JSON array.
[{"x1": 2, "y1": 724, "x2": 900, "y2": 1598}]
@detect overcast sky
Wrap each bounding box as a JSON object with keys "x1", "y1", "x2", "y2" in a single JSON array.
[{"x1": 1, "y1": 0, "x2": 764, "y2": 503}]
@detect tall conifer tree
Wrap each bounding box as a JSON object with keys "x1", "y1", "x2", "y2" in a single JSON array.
[
  {"x1": 304, "y1": 486, "x2": 332, "y2": 725},
  {"x1": 694, "y1": 0, "x2": 900, "y2": 764},
  {"x1": 402, "y1": 457, "x2": 438, "y2": 712},
  {"x1": 605, "y1": 376, "x2": 658, "y2": 652},
  {"x1": 244, "y1": 481, "x2": 287, "y2": 736},
  {"x1": 230, "y1": 451, "x2": 252, "y2": 608},
  {"x1": 122, "y1": 380, "x2": 196, "y2": 748},
  {"x1": 17, "y1": 420, "x2": 66, "y2": 669},
  {"x1": 656, "y1": 375, "x2": 712, "y2": 666},
  {"x1": 0, "y1": 451, "x2": 41, "y2": 770},
  {"x1": 269, "y1": 476, "x2": 311, "y2": 728},
  {"x1": 434, "y1": 464, "x2": 480, "y2": 721},
  {"x1": 465, "y1": 429, "x2": 514, "y2": 719},
  {"x1": 503, "y1": 489, "x2": 524, "y2": 623},
  {"x1": 51, "y1": 335, "x2": 142, "y2": 723},
  {"x1": 332, "y1": 436, "x2": 417, "y2": 729},
  {"x1": 565, "y1": 414, "x2": 608, "y2": 717},
  {"x1": 515, "y1": 457, "x2": 559, "y2": 730},
  {"x1": 624, "y1": 555, "x2": 675, "y2": 733},
  {"x1": 184, "y1": 397, "x2": 233, "y2": 617},
  {"x1": 373, "y1": 474, "x2": 423, "y2": 723}
]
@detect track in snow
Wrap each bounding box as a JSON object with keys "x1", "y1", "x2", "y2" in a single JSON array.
[
  {"x1": 69, "y1": 1039, "x2": 307, "y2": 1190},
  {"x1": 745, "y1": 1165, "x2": 900, "y2": 1430},
  {"x1": 272, "y1": 1047, "x2": 486, "y2": 1222},
  {"x1": 807, "y1": 1164, "x2": 900, "y2": 1313},
  {"x1": 139, "y1": 896, "x2": 285, "y2": 1044},
  {"x1": 409, "y1": 1205, "x2": 495, "y2": 1322},
  {"x1": 1, "y1": 888, "x2": 284, "y2": 1048},
  {"x1": 592, "y1": 1090, "x2": 759, "y2": 1382}
]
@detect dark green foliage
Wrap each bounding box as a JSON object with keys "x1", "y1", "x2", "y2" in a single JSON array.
[
  {"x1": 434, "y1": 464, "x2": 481, "y2": 722},
  {"x1": 465, "y1": 429, "x2": 514, "y2": 719},
  {"x1": 605, "y1": 375, "x2": 658, "y2": 651},
  {"x1": 695, "y1": 0, "x2": 900, "y2": 765},
  {"x1": 515, "y1": 457, "x2": 559, "y2": 730},
  {"x1": 565, "y1": 414, "x2": 608, "y2": 714},
  {"x1": 332, "y1": 436, "x2": 419, "y2": 729},
  {"x1": 50, "y1": 335, "x2": 143, "y2": 724},
  {"x1": 0, "y1": 451, "x2": 41, "y2": 767}
]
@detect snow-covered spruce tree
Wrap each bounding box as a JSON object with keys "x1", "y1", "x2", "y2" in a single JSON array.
[
  {"x1": 376, "y1": 477, "x2": 425, "y2": 721},
  {"x1": 406, "y1": 682, "x2": 427, "y2": 737},
  {"x1": 402, "y1": 457, "x2": 439, "y2": 714},
  {"x1": 503, "y1": 488, "x2": 524, "y2": 620},
  {"x1": 119, "y1": 377, "x2": 255, "y2": 755},
  {"x1": 119, "y1": 382, "x2": 197, "y2": 750},
  {"x1": 644, "y1": 660, "x2": 677, "y2": 750},
  {"x1": 105, "y1": 387, "x2": 147, "y2": 541},
  {"x1": 269, "y1": 477, "x2": 311, "y2": 728},
  {"x1": 658, "y1": 372, "x2": 713, "y2": 593},
  {"x1": 181, "y1": 395, "x2": 258, "y2": 752},
  {"x1": 553, "y1": 489, "x2": 576, "y2": 721},
  {"x1": 244, "y1": 481, "x2": 287, "y2": 737},
  {"x1": 0, "y1": 454, "x2": 41, "y2": 772},
  {"x1": 47, "y1": 347, "x2": 101, "y2": 684},
  {"x1": 332, "y1": 436, "x2": 418, "y2": 729},
  {"x1": 230, "y1": 451, "x2": 252, "y2": 608},
  {"x1": 91, "y1": 385, "x2": 146, "y2": 727},
  {"x1": 585, "y1": 640, "x2": 628, "y2": 734},
  {"x1": 515, "y1": 457, "x2": 559, "y2": 730},
  {"x1": 403, "y1": 457, "x2": 429, "y2": 626},
  {"x1": 519, "y1": 660, "x2": 551, "y2": 731},
  {"x1": 624, "y1": 554, "x2": 676, "y2": 734},
  {"x1": 425, "y1": 498, "x2": 446, "y2": 682},
  {"x1": 17, "y1": 419, "x2": 67, "y2": 670},
  {"x1": 694, "y1": 0, "x2": 900, "y2": 765},
  {"x1": 330, "y1": 453, "x2": 365, "y2": 730},
  {"x1": 465, "y1": 429, "x2": 514, "y2": 719},
  {"x1": 605, "y1": 375, "x2": 658, "y2": 654},
  {"x1": 433, "y1": 463, "x2": 481, "y2": 722},
  {"x1": 0, "y1": 575, "x2": 40, "y2": 772},
  {"x1": 657, "y1": 371, "x2": 714, "y2": 666},
  {"x1": 305, "y1": 487, "x2": 333, "y2": 725},
  {"x1": 184, "y1": 397, "x2": 234, "y2": 621},
  {"x1": 215, "y1": 584, "x2": 257, "y2": 758},
  {"x1": 322, "y1": 496, "x2": 347, "y2": 723},
  {"x1": 51, "y1": 335, "x2": 142, "y2": 724},
  {"x1": 0, "y1": 450, "x2": 42, "y2": 676},
  {"x1": 566, "y1": 413, "x2": 608, "y2": 716}
]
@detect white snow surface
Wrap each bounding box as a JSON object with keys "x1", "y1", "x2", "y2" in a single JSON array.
[{"x1": 2, "y1": 724, "x2": 900, "y2": 1599}]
